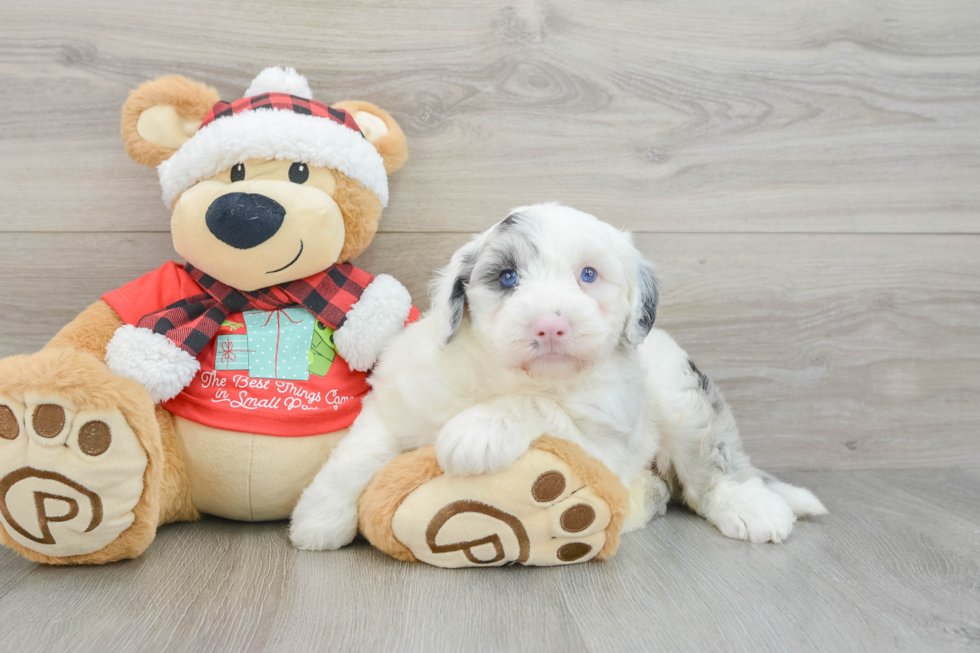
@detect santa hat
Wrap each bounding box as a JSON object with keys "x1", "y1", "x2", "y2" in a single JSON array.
[{"x1": 157, "y1": 67, "x2": 389, "y2": 207}]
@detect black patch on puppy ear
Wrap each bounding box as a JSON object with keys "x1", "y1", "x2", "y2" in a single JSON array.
[
  {"x1": 637, "y1": 263, "x2": 660, "y2": 336},
  {"x1": 628, "y1": 260, "x2": 660, "y2": 345},
  {"x1": 443, "y1": 251, "x2": 475, "y2": 345},
  {"x1": 497, "y1": 212, "x2": 524, "y2": 231},
  {"x1": 447, "y1": 275, "x2": 468, "y2": 341}
]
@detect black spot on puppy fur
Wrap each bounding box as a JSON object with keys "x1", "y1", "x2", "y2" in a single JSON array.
[
  {"x1": 688, "y1": 359, "x2": 711, "y2": 394},
  {"x1": 473, "y1": 217, "x2": 538, "y2": 292},
  {"x1": 689, "y1": 359, "x2": 727, "y2": 412},
  {"x1": 497, "y1": 212, "x2": 525, "y2": 231}
]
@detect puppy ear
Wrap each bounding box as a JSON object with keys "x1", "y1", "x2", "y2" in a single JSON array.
[
  {"x1": 430, "y1": 239, "x2": 478, "y2": 346},
  {"x1": 121, "y1": 75, "x2": 220, "y2": 167},
  {"x1": 618, "y1": 232, "x2": 659, "y2": 346},
  {"x1": 627, "y1": 258, "x2": 660, "y2": 345},
  {"x1": 332, "y1": 101, "x2": 408, "y2": 175}
]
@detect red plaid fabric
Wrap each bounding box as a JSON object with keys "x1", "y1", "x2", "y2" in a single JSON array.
[
  {"x1": 200, "y1": 93, "x2": 363, "y2": 135},
  {"x1": 137, "y1": 264, "x2": 374, "y2": 356}
]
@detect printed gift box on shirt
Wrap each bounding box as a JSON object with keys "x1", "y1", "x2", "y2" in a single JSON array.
[
  {"x1": 242, "y1": 307, "x2": 316, "y2": 380},
  {"x1": 214, "y1": 319, "x2": 250, "y2": 371},
  {"x1": 308, "y1": 320, "x2": 337, "y2": 377}
]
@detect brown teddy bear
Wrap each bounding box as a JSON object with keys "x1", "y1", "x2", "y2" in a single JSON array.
[{"x1": 0, "y1": 67, "x2": 629, "y2": 567}]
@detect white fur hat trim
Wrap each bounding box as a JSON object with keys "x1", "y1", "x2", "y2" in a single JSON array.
[
  {"x1": 157, "y1": 108, "x2": 388, "y2": 208},
  {"x1": 157, "y1": 66, "x2": 388, "y2": 208}
]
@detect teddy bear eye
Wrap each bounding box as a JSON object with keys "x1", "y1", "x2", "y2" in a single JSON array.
[
  {"x1": 230, "y1": 163, "x2": 245, "y2": 182},
  {"x1": 289, "y1": 162, "x2": 309, "y2": 184}
]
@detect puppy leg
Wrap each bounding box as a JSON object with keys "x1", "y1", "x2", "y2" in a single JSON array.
[
  {"x1": 436, "y1": 396, "x2": 551, "y2": 476},
  {"x1": 643, "y1": 329, "x2": 826, "y2": 543},
  {"x1": 290, "y1": 405, "x2": 400, "y2": 550},
  {"x1": 620, "y1": 469, "x2": 670, "y2": 534},
  {"x1": 754, "y1": 467, "x2": 830, "y2": 519}
]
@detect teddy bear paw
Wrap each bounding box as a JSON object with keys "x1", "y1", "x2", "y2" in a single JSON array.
[
  {"x1": 0, "y1": 351, "x2": 151, "y2": 561},
  {"x1": 360, "y1": 436, "x2": 631, "y2": 568}
]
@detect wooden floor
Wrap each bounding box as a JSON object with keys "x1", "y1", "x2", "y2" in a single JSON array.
[
  {"x1": 0, "y1": 469, "x2": 977, "y2": 653},
  {"x1": 0, "y1": 0, "x2": 978, "y2": 651}
]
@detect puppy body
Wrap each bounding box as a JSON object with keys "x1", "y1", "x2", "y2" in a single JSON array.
[
  {"x1": 369, "y1": 314, "x2": 653, "y2": 483},
  {"x1": 291, "y1": 204, "x2": 825, "y2": 550}
]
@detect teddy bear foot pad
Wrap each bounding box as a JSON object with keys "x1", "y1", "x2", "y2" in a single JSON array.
[
  {"x1": 359, "y1": 436, "x2": 629, "y2": 568},
  {"x1": 0, "y1": 349, "x2": 154, "y2": 563}
]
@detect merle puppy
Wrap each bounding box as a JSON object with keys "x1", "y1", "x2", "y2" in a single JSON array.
[{"x1": 290, "y1": 203, "x2": 825, "y2": 550}]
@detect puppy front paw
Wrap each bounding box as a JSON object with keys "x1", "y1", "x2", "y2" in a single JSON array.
[
  {"x1": 436, "y1": 406, "x2": 530, "y2": 476},
  {"x1": 289, "y1": 486, "x2": 359, "y2": 551},
  {"x1": 704, "y1": 478, "x2": 796, "y2": 544}
]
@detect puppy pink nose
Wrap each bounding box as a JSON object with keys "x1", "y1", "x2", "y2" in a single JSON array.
[{"x1": 532, "y1": 317, "x2": 570, "y2": 345}]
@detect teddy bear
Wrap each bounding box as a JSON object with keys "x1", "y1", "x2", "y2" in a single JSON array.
[
  {"x1": 0, "y1": 67, "x2": 630, "y2": 567},
  {"x1": 0, "y1": 67, "x2": 421, "y2": 563}
]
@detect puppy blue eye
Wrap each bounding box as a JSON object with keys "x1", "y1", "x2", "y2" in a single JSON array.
[
  {"x1": 581, "y1": 267, "x2": 598, "y2": 283},
  {"x1": 499, "y1": 269, "x2": 519, "y2": 288}
]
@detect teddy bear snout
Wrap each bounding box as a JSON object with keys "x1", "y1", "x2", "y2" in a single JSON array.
[{"x1": 205, "y1": 192, "x2": 286, "y2": 249}]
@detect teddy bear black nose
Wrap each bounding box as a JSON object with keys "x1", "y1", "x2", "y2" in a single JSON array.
[{"x1": 206, "y1": 193, "x2": 286, "y2": 249}]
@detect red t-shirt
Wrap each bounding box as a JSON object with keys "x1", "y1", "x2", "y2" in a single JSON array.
[{"x1": 102, "y1": 262, "x2": 418, "y2": 437}]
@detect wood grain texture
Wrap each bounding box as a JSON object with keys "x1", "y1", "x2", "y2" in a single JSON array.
[
  {"x1": 2, "y1": 3, "x2": 978, "y2": 652},
  {"x1": 0, "y1": 232, "x2": 976, "y2": 470},
  {"x1": 0, "y1": 470, "x2": 977, "y2": 653},
  {"x1": 0, "y1": 0, "x2": 978, "y2": 233}
]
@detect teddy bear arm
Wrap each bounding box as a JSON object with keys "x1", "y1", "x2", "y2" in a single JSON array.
[
  {"x1": 45, "y1": 300, "x2": 124, "y2": 359},
  {"x1": 333, "y1": 274, "x2": 413, "y2": 372},
  {"x1": 44, "y1": 301, "x2": 199, "y2": 524},
  {"x1": 45, "y1": 302, "x2": 201, "y2": 529}
]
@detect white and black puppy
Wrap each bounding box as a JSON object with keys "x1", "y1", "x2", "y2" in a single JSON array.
[{"x1": 290, "y1": 203, "x2": 826, "y2": 550}]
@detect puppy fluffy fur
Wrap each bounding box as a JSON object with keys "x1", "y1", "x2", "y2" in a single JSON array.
[{"x1": 291, "y1": 204, "x2": 826, "y2": 550}]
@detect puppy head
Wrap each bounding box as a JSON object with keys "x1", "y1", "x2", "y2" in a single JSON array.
[{"x1": 433, "y1": 203, "x2": 659, "y2": 378}]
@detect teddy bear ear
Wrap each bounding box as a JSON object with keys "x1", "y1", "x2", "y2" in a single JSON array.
[
  {"x1": 121, "y1": 75, "x2": 220, "y2": 167},
  {"x1": 332, "y1": 100, "x2": 408, "y2": 175}
]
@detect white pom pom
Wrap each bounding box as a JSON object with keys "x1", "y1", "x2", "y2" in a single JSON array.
[
  {"x1": 333, "y1": 275, "x2": 412, "y2": 372},
  {"x1": 105, "y1": 326, "x2": 200, "y2": 403},
  {"x1": 244, "y1": 66, "x2": 313, "y2": 99}
]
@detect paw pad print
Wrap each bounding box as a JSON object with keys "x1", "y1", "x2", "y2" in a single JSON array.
[
  {"x1": 392, "y1": 448, "x2": 614, "y2": 567},
  {"x1": 0, "y1": 394, "x2": 147, "y2": 557}
]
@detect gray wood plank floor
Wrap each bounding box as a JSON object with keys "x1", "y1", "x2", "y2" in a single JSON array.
[{"x1": 0, "y1": 470, "x2": 976, "y2": 653}]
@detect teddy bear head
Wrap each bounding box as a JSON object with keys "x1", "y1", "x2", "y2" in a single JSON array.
[{"x1": 121, "y1": 67, "x2": 407, "y2": 291}]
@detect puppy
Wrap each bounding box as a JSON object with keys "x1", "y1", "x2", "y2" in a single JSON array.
[{"x1": 290, "y1": 203, "x2": 826, "y2": 550}]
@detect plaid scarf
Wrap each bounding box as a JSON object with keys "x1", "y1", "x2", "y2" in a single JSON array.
[{"x1": 137, "y1": 263, "x2": 374, "y2": 357}]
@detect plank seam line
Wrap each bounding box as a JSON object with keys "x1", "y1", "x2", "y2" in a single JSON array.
[{"x1": 3, "y1": 231, "x2": 980, "y2": 237}]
